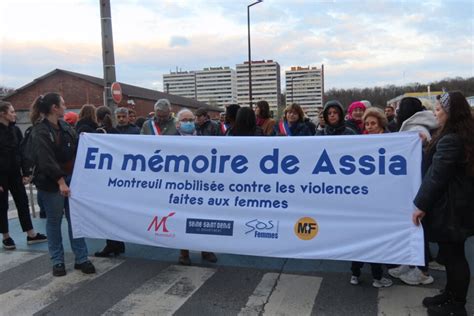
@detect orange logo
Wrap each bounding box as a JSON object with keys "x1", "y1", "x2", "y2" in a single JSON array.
[{"x1": 294, "y1": 217, "x2": 318, "y2": 240}]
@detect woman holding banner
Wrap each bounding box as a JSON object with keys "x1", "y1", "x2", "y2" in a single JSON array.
[
  {"x1": 30, "y1": 93, "x2": 95, "y2": 277},
  {"x1": 412, "y1": 91, "x2": 474, "y2": 316},
  {"x1": 274, "y1": 103, "x2": 312, "y2": 136},
  {"x1": 349, "y1": 107, "x2": 393, "y2": 288}
]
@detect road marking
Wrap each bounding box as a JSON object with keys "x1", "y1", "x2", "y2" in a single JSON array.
[
  {"x1": 239, "y1": 273, "x2": 280, "y2": 316},
  {"x1": 0, "y1": 257, "x2": 123, "y2": 316},
  {"x1": 377, "y1": 285, "x2": 440, "y2": 316},
  {"x1": 103, "y1": 265, "x2": 215, "y2": 316},
  {"x1": 0, "y1": 251, "x2": 44, "y2": 273},
  {"x1": 240, "y1": 273, "x2": 322, "y2": 316}
]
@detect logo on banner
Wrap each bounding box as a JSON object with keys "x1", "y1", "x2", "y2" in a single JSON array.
[
  {"x1": 294, "y1": 217, "x2": 318, "y2": 240},
  {"x1": 245, "y1": 219, "x2": 279, "y2": 239},
  {"x1": 147, "y1": 212, "x2": 176, "y2": 238},
  {"x1": 186, "y1": 218, "x2": 233, "y2": 236}
]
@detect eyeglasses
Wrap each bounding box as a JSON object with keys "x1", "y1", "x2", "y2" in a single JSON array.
[{"x1": 180, "y1": 118, "x2": 194, "y2": 122}]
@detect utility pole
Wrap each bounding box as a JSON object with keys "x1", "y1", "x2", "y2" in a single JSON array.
[{"x1": 100, "y1": 0, "x2": 117, "y2": 112}]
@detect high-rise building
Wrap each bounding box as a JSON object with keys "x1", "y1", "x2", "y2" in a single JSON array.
[
  {"x1": 236, "y1": 60, "x2": 281, "y2": 116},
  {"x1": 163, "y1": 67, "x2": 237, "y2": 108},
  {"x1": 163, "y1": 71, "x2": 196, "y2": 100},
  {"x1": 285, "y1": 65, "x2": 324, "y2": 119},
  {"x1": 196, "y1": 67, "x2": 236, "y2": 107}
]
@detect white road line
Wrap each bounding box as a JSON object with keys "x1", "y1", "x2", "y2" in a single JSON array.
[
  {"x1": 103, "y1": 265, "x2": 216, "y2": 316},
  {"x1": 377, "y1": 285, "x2": 440, "y2": 316},
  {"x1": 0, "y1": 257, "x2": 123, "y2": 316},
  {"x1": 0, "y1": 251, "x2": 45, "y2": 273},
  {"x1": 239, "y1": 273, "x2": 280, "y2": 316},
  {"x1": 263, "y1": 274, "x2": 322, "y2": 316},
  {"x1": 240, "y1": 273, "x2": 322, "y2": 316}
]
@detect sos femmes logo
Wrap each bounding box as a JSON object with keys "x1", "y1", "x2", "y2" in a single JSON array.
[
  {"x1": 294, "y1": 217, "x2": 318, "y2": 240},
  {"x1": 147, "y1": 212, "x2": 176, "y2": 238}
]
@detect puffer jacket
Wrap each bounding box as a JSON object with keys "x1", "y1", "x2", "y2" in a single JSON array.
[
  {"x1": 0, "y1": 123, "x2": 21, "y2": 187},
  {"x1": 414, "y1": 134, "x2": 474, "y2": 242},
  {"x1": 399, "y1": 111, "x2": 438, "y2": 141}
]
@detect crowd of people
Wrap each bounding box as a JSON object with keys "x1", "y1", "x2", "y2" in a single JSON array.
[{"x1": 0, "y1": 90, "x2": 473, "y2": 315}]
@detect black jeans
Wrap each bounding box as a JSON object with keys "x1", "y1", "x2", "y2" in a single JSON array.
[
  {"x1": 0, "y1": 172, "x2": 33, "y2": 234},
  {"x1": 351, "y1": 261, "x2": 383, "y2": 280},
  {"x1": 439, "y1": 241, "x2": 469, "y2": 303}
]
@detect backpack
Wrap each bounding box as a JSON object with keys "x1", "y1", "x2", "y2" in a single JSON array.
[{"x1": 19, "y1": 126, "x2": 35, "y2": 177}]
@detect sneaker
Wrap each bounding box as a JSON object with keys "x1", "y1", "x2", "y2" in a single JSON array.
[
  {"x1": 53, "y1": 263, "x2": 66, "y2": 277},
  {"x1": 350, "y1": 275, "x2": 359, "y2": 285},
  {"x1": 74, "y1": 260, "x2": 96, "y2": 274},
  {"x1": 428, "y1": 261, "x2": 446, "y2": 271},
  {"x1": 2, "y1": 237, "x2": 16, "y2": 250},
  {"x1": 388, "y1": 265, "x2": 410, "y2": 279},
  {"x1": 373, "y1": 277, "x2": 393, "y2": 288},
  {"x1": 27, "y1": 233, "x2": 47, "y2": 245},
  {"x1": 400, "y1": 267, "x2": 434, "y2": 285}
]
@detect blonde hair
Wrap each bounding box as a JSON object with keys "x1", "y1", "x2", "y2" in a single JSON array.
[{"x1": 363, "y1": 107, "x2": 388, "y2": 130}]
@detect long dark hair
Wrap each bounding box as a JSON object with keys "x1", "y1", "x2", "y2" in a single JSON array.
[
  {"x1": 427, "y1": 91, "x2": 474, "y2": 175},
  {"x1": 256, "y1": 100, "x2": 271, "y2": 119},
  {"x1": 233, "y1": 107, "x2": 257, "y2": 136},
  {"x1": 96, "y1": 106, "x2": 113, "y2": 130},
  {"x1": 30, "y1": 93, "x2": 61, "y2": 123}
]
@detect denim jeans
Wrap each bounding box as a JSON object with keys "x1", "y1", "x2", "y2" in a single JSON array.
[{"x1": 40, "y1": 189, "x2": 89, "y2": 265}]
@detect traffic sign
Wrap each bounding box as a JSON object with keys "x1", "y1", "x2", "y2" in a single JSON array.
[{"x1": 111, "y1": 82, "x2": 122, "y2": 104}]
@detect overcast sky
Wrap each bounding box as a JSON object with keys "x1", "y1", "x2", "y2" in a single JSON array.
[{"x1": 0, "y1": 0, "x2": 473, "y2": 92}]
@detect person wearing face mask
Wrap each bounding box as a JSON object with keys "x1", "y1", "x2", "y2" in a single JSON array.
[
  {"x1": 140, "y1": 98, "x2": 177, "y2": 136},
  {"x1": 316, "y1": 100, "x2": 356, "y2": 136},
  {"x1": 174, "y1": 109, "x2": 218, "y2": 266}
]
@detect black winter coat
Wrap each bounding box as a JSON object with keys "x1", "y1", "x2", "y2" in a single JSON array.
[
  {"x1": 30, "y1": 119, "x2": 78, "y2": 192},
  {"x1": 76, "y1": 118, "x2": 98, "y2": 134},
  {"x1": 0, "y1": 123, "x2": 22, "y2": 187},
  {"x1": 414, "y1": 134, "x2": 474, "y2": 242}
]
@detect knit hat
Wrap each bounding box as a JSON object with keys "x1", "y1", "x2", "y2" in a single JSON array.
[
  {"x1": 63, "y1": 112, "x2": 78, "y2": 125},
  {"x1": 154, "y1": 98, "x2": 171, "y2": 111},
  {"x1": 347, "y1": 101, "x2": 366, "y2": 119}
]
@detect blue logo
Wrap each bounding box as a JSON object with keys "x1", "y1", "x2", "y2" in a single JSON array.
[
  {"x1": 186, "y1": 218, "x2": 234, "y2": 236},
  {"x1": 245, "y1": 219, "x2": 279, "y2": 239}
]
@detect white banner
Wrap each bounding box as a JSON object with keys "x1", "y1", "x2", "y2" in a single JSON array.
[{"x1": 70, "y1": 133, "x2": 424, "y2": 265}]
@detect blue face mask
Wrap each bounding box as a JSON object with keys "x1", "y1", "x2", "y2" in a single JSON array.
[{"x1": 179, "y1": 121, "x2": 195, "y2": 134}]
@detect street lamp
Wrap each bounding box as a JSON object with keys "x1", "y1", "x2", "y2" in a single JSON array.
[{"x1": 247, "y1": 0, "x2": 263, "y2": 109}]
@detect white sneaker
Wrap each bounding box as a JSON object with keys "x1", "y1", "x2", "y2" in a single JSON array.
[
  {"x1": 350, "y1": 275, "x2": 359, "y2": 285},
  {"x1": 372, "y1": 277, "x2": 393, "y2": 288},
  {"x1": 388, "y1": 265, "x2": 410, "y2": 279},
  {"x1": 400, "y1": 267, "x2": 434, "y2": 285},
  {"x1": 429, "y1": 261, "x2": 446, "y2": 271}
]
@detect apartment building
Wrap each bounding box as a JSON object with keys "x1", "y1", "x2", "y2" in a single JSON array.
[
  {"x1": 236, "y1": 60, "x2": 281, "y2": 116},
  {"x1": 162, "y1": 71, "x2": 196, "y2": 100},
  {"x1": 195, "y1": 67, "x2": 236, "y2": 107},
  {"x1": 285, "y1": 65, "x2": 324, "y2": 119}
]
